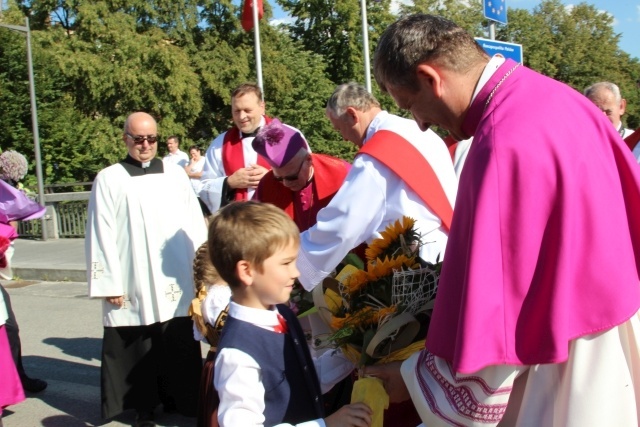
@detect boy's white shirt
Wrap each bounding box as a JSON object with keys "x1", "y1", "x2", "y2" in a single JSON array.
[
  {"x1": 214, "y1": 301, "x2": 355, "y2": 427},
  {"x1": 192, "y1": 284, "x2": 232, "y2": 342}
]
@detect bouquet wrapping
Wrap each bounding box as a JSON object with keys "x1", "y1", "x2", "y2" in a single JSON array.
[{"x1": 313, "y1": 217, "x2": 441, "y2": 426}]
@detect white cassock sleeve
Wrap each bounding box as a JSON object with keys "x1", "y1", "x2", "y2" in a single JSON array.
[
  {"x1": 85, "y1": 171, "x2": 124, "y2": 297},
  {"x1": 297, "y1": 157, "x2": 386, "y2": 290},
  {"x1": 314, "y1": 349, "x2": 355, "y2": 394},
  {"x1": 199, "y1": 133, "x2": 228, "y2": 213}
]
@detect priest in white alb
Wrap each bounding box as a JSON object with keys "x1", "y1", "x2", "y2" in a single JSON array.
[
  {"x1": 86, "y1": 112, "x2": 207, "y2": 425},
  {"x1": 297, "y1": 83, "x2": 458, "y2": 289}
]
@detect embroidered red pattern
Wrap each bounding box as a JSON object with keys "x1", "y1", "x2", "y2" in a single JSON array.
[
  {"x1": 444, "y1": 359, "x2": 512, "y2": 396},
  {"x1": 416, "y1": 351, "x2": 509, "y2": 424}
]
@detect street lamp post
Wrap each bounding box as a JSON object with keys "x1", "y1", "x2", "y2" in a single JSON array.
[
  {"x1": 360, "y1": 0, "x2": 372, "y2": 93},
  {"x1": 0, "y1": 17, "x2": 47, "y2": 240}
]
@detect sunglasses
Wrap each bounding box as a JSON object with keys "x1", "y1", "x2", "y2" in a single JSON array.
[
  {"x1": 274, "y1": 158, "x2": 307, "y2": 182},
  {"x1": 126, "y1": 132, "x2": 158, "y2": 144}
]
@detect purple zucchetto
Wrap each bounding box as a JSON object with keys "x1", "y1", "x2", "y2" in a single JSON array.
[{"x1": 252, "y1": 119, "x2": 307, "y2": 168}]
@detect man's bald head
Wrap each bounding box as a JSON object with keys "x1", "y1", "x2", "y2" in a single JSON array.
[{"x1": 123, "y1": 112, "x2": 158, "y2": 163}]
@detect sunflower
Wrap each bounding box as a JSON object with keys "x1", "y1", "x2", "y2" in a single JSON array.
[
  {"x1": 365, "y1": 217, "x2": 419, "y2": 262},
  {"x1": 332, "y1": 306, "x2": 379, "y2": 330},
  {"x1": 343, "y1": 269, "x2": 370, "y2": 294},
  {"x1": 326, "y1": 215, "x2": 435, "y2": 366},
  {"x1": 366, "y1": 254, "x2": 419, "y2": 281}
]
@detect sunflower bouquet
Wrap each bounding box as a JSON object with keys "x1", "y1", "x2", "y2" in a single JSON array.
[
  {"x1": 313, "y1": 217, "x2": 441, "y2": 425},
  {"x1": 315, "y1": 216, "x2": 441, "y2": 366}
]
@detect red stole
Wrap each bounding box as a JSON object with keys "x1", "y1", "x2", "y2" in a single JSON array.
[
  {"x1": 357, "y1": 130, "x2": 453, "y2": 233},
  {"x1": 222, "y1": 116, "x2": 272, "y2": 201},
  {"x1": 625, "y1": 128, "x2": 640, "y2": 152},
  {"x1": 257, "y1": 154, "x2": 349, "y2": 231}
]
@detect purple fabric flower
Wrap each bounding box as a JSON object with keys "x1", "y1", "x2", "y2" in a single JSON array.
[
  {"x1": 252, "y1": 119, "x2": 308, "y2": 168},
  {"x1": 257, "y1": 122, "x2": 285, "y2": 146}
]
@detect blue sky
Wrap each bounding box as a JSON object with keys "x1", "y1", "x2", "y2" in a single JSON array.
[
  {"x1": 271, "y1": 0, "x2": 640, "y2": 60},
  {"x1": 509, "y1": 0, "x2": 640, "y2": 59}
]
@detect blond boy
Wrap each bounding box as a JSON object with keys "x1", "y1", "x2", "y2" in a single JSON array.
[{"x1": 209, "y1": 201, "x2": 372, "y2": 427}]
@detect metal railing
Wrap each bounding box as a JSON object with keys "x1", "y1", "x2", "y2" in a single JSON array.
[
  {"x1": 18, "y1": 191, "x2": 90, "y2": 239},
  {"x1": 17, "y1": 216, "x2": 41, "y2": 237},
  {"x1": 57, "y1": 201, "x2": 89, "y2": 237}
]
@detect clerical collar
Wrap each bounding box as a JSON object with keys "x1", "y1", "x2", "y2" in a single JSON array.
[
  {"x1": 119, "y1": 155, "x2": 164, "y2": 176},
  {"x1": 241, "y1": 128, "x2": 261, "y2": 139},
  {"x1": 240, "y1": 116, "x2": 267, "y2": 139},
  {"x1": 617, "y1": 122, "x2": 626, "y2": 137},
  {"x1": 470, "y1": 55, "x2": 506, "y2": 106}
]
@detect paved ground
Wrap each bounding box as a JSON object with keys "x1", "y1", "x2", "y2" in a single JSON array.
[
  {"x1": 1, "y1": 239, "x2": 202, "y2": 427},
  {"x1": 11, "y1": 239, "x2": 86, "y2": 282}
]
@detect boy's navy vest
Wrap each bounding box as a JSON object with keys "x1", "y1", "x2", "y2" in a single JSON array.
[{"x1": 216, "y1": 304, "x2": 324, "y2": 425}]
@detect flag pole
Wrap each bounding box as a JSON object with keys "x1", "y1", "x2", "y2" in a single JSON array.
[
  {"x1": 252, "y1": 0, "x2": 264, "y2": 98},
  {"x1": 360, "y1": 0, "x2": 371, "y2": 93}
]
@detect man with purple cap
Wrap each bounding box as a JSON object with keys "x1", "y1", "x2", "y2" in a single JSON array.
[
  {"x1": 252, "y1": 119, "x2": 350, "y2": 232},
  {"x1": 367, "y1": 14, "x2": 640, "y2": 426}
]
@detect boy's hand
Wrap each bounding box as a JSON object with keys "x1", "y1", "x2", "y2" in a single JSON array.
[{"x1": 324, "y1": 402, "x2": 372, "y2": 427}]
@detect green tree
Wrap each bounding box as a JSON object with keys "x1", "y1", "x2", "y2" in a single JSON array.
[
  {"x1": 499, "y1": 0, "x2": 640, "y2": 128},
  {"x1": 6, "y1": 0, "x2": 638, "y2": 189},
  {"x1": 262, "y1": 30, "x2": 355, "y2": 159},
  {"x1": 400, "y1": 0, "x2": 486, "y2": 35},
  {"x1": 193, "y1": 0, "x2": 356, "y2": 159},
  {"x1": 277, "y1": 0, "x2": 395, "y2": 85},
  {"x1": 5, "y1": 0, "x2": 205, "y2": 182}
]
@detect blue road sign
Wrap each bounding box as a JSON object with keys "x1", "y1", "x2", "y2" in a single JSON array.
[
  {"x1": 475, "y1": 37, "x2": 523, "y2": 63},
  {"x1": 484, "y1": 0, "x2": 507, "y2": 24}
]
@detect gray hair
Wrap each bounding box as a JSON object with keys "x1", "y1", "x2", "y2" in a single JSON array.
[
  {"x1": 373, "y1": 14, "x2": 488, "y2": 92},
  {"x1": 326, "y1": 83, "x2": 381, "y2": 118},
  {"x1": 584, "y1": 82, "x2": 622, "y2": 103}
]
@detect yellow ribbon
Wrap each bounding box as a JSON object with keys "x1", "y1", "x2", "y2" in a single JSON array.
[
  {"x1": 346, "y1": 341, "x2": 426, "y2": 427},
  {"x1": 351, "y1": 377, "x2": 389, "y2": 427}
]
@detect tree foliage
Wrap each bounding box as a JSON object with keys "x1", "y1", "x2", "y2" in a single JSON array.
[
  {"x1": 1, "y1": 0, "x2": 639, "y2": 190},
  {"x1": 498, "y1": 0, "x2": 640, "y2": 128},
  {"x1": 400, "y1": 0, "x2": 486, "y2": 35}
]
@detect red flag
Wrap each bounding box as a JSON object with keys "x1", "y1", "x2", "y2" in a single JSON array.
[{"x1": 241, "y1": 0, "x2": 264, "y2": 32}]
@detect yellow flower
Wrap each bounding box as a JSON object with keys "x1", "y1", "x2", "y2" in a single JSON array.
[
  {"x1": 343, "y1": 270, "x2": 370, "y2": 294},
  {"x1": 366, "y1": 217, "x2": 416, "y2": 261},
  {"x1": 325, "y1": 215, "x2": 435, "y2": 365},
  {"x1": 332, "y1": 306, "x2": 378, "y2": 330},
  {"x1": 366, "y1": 255, "x2": 418, "y2": 280}
]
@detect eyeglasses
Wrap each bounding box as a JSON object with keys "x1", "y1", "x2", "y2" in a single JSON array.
[
  {"x1": 126, "y1": 132, "x2": 158, "y2": 144},
  {"x1": 274, "y1": 158, "x2": 307, "y2": 182}
]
